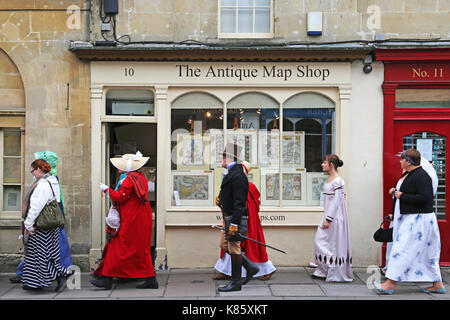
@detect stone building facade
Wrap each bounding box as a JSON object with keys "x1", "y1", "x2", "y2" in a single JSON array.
[{"x1": 1, "y1": 1, "x2": 450, "y2": 271}]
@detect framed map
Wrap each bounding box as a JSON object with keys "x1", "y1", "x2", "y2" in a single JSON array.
[
  {"x1": 171, "y1": 171, "x2": 213, "y2": 206},
  {"x1": 307, "y1": 172, "x2": 328, "y2": 206},
  {"x1": 209, "y1": 129, "x2": 224, "y2": 168},
  {"x1": 282, "y1": 168, "x2": 307, "y2": 206},
  {"x1": 260, "y1": 168, "x2": 307, "y2": 206},
  {"x1": 258, "y1": 130, "x2": 305, "y2": 167},
  {"x1": 226, "y1": 129, "x2": 258, "y2": 165},
  {"x1": 176, "y1": 133, "x2": 210, "y2": 170},
  {"x1": 260, "y1": 168, "x2": 279, "y2": 206}
]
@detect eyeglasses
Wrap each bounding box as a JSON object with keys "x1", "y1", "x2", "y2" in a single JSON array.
[{"x1": 30, "y1": 169, "x2": 36, "y2": 175}]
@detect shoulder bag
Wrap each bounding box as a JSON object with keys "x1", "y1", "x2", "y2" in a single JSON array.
[{"x1": 35, "y1": 180, "x2": 65, "y2": 230}]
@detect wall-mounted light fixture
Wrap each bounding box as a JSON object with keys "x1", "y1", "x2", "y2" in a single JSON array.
[{"x1": 363, "y1": 54, "x2": 373, "y2": 74}]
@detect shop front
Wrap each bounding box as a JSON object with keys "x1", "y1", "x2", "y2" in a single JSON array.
[
  {"x1": 73, "y1": 41, "x2": 388, "y2": 269},
  {"x1": 376, "y1": 49, "x2": 450, "y2": 265}
]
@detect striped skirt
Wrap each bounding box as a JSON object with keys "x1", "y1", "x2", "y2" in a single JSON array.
[{"x1": 22, "y1": 228, "x2": 68, "y2": 289}]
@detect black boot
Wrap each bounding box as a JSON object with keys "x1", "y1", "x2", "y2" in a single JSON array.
[
  {"x1": 90, "y1": 276, "x2": 113, "y2": 290},
  {"x1": 136, "y1": 276, "x2": 159, "y2": 289},
  {"x1": 218, "y1": 254, "x2": 242, "y2": 292},
  {"x1": 241, "y1": 254, "x2": 259, "y2": 285}
]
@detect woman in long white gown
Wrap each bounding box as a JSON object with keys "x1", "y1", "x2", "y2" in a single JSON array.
[
  {"x1": 313, "y1": 154, "x2": 353, "y2": 282},
  {"x1": 375, "y1": 149, "x2": 446, "y2": 295}
]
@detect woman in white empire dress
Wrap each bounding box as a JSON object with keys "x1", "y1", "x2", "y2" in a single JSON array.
[{"x1": 312, "y1": 154, "x2": 353, "y2": 282}]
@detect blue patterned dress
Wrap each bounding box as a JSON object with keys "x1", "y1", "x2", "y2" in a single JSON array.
[{"x1": 385, "y1": 179, "x2": 442, "y2": 283}]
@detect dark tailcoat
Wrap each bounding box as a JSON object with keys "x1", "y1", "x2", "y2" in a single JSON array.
[{"x1": 219, "y1": 163, "x2": 249, "y2": 226}]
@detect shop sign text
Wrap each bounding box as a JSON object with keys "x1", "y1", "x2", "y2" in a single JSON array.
[{"x1": 175, "y1": 64, "x2": 331, "y2": 81}]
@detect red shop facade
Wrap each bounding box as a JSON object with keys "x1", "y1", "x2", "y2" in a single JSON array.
[{"x1": 376, "y1": 48, "x2": 450, "y2": 266}]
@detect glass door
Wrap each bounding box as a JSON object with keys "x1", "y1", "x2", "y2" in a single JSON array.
[{"x1": 394, "y1": 121, "x2": 449, "y2": 264}]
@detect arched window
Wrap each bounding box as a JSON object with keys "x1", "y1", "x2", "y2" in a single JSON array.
[
  {"x1": 0, "y1": 50, "x2": 25, "y2": 216},
  {"x1": 170, "y1": 92, "x2": 223, "y2": 207}
]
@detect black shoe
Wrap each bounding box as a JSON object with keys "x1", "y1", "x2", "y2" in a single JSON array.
[
  {"x1": 136, "y1": 277, "x2": 159, "y2": 289},
  {"x1": 218, "y1": 254, "x2": 242, "y2": 292},
  {"x1": 241, "y1": 254, "x2": 259, "y2": 285},
  {"x1": 9, "y1": 275, "x2": 22, "y2": 284},
  {"x1": 90, "y1": 277, "x2": 113, "y2": 290}
]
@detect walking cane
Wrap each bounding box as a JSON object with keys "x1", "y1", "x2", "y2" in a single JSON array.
[{"x1": 212, "y1": 225, "x2": 287, "y2": 254}]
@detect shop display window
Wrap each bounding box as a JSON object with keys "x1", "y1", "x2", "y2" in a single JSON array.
[
  {"x1": 170, "y1": 91, "x2": 335, "y2": 208},
  {"x1": 106, "y1": 89, "x2": 155, "y2": 116}
]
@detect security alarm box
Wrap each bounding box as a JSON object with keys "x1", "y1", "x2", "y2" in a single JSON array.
[{"x1": 307, "y1": 12, "x2": 323, "y2": 36}]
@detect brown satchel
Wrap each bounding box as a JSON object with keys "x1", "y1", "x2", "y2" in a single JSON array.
[{"x1": 35, "y1": 180, "x2": 65, "y2": 230}]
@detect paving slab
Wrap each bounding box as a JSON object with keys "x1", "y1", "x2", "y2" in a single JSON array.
[
  {"x1": 165, "y1": 281, "x2": 215, "y2": 297},
  {"x1": 320, "y1": 284, "x2": 379, "y2": 297},
  {"x1": 270, "y1": 284, "x2": 325, "y2": 297},
  {"x1": 265, "y1": 271, "x2": 315, "y2": 284},
  {"x1": 218, "y1": 284, "x2": 272, "y2": 297}
]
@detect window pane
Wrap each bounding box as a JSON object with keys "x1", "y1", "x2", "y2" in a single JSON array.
[
  {"x1": 238, "y1": 0, "x2": 253, "y2": 6},
  {"x1": 227, "y1": 92, "x2": 280, "y2": 207},
  {"x1": 221, "y1": 0, "x2": 236, "y2": 6},
  {"x1": 220, "y1": 8, "x2": 236, "y2": 33},
  {"x1": 106, "y1": 89, "x2": 154, "y2": 116},
  {"x1": 171, "y1": 93, "x2": 223, "y2": 207},
  {"x1": 4, "y1": 158, "x2": 21, "y2": 183},
  {"x1": 255, "y1": 0, "x2": 271, "y2": 5},
  {"x1": 238, "y1": 8, "x2": 253, "y2": 33},
  {"x1": 3, "y1": 185, "x2": 21, "y2": 211},
  {"x1": 402, "y1": 132, "x2": 446, "y2": 220},
  {"x1": 283, "y1": 93, "x2": 335, "y2": 207},
  {"x1": 4, "y1": 131, "x2": 21, "y2": 156},
  {"x1": 255, "y1": 8, "x2": 270, "y2": 33}
]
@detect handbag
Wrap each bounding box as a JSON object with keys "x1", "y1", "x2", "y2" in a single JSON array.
[
  {"x1": 106, "y1": 206, "x2": 121, "y2": 229},
  {"x1": 373, "y1": 216, "x2": 393, "y2": 243},
  {"x1": 35, "y1": 180, "x2": 65, "y2": 230}
]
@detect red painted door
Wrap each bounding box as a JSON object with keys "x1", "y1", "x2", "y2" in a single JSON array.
[{"x1": 393, "y1": 120, "x2": 450, "y2": 265}]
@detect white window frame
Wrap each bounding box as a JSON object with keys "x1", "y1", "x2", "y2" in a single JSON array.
[
  {"x1": 0, "y1": 128, "x2": 23, "y2": 220},
  {"x1": 218, "y1": 0, "x2": 274, "y2": 39}
]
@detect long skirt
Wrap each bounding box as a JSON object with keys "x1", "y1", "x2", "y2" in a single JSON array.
[
  {"x1": 385, "y1": 212, "x2": 442, "y2": 283},
  {"x1": 22, "y1": 228, "x2": 68, "y2": 288}
]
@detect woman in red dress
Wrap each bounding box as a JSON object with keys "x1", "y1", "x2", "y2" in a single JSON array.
[{"x1": 91, "y1": 152, "x2": 157, "y2": 290}]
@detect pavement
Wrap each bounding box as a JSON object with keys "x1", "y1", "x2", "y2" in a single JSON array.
[{"x1": 0, "y1": 266, "x2": 449, "y2": 300}]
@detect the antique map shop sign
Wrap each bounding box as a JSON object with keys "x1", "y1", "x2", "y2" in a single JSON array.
[
  {"x1": 175, "y1": 64, "x2": 331, "y2": 81},
  {"x1": 92, "y1": 62, "x2": 350, "y2": 85}
]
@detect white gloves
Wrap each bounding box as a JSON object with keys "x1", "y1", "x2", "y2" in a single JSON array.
[{"x1": 100, "y1": 183, "x2": 109, "y2": 192}]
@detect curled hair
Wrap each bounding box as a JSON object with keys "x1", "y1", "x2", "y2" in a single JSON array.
[
  {"x1": 325, "y1": 154, "x2": 344, "y2": 170},
  {"x1": 31, "y1": 159, "x2": 51, "y2": 174}
]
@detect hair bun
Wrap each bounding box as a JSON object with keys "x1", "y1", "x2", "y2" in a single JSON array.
[{"x1": 338, "y1": 160, "x2": 344, "y2": 167}]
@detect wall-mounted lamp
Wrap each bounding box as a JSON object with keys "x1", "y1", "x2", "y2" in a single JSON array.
[{"x1": 363, "y1": 54, "x2": 373, "y2": 74}]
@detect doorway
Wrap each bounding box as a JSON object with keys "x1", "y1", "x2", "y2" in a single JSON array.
[
  {"x1": 104, "y1": 122, "x2": 157, "y2": 263},
  {"x1": 393, "y1": 120, "x2": 449, "y2": 265}
]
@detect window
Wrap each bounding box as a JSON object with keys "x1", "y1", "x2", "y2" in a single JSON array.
[
  {"x1": 170, "y1": 91, "x2": 335, "y2": 208},
  {"x1": 0, "y1": 129, "x2": 22, "y2": 215},
  {"x1": 219, "y1": 0, "x2": 273, "y2": 38},
  {"x1": 106, "y1": 89, "x2": 154, "y2": 116},
  {"x1": 396, "y1": 89, "x2": 450, "y2": 108}
]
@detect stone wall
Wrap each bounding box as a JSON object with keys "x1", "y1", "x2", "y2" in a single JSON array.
[
  {"x1": 90, "y1": 0, "x2": 450, "y2": 43},
  {"x1": 0, "y1": 0, "x2": 91, "y2": 271}
]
